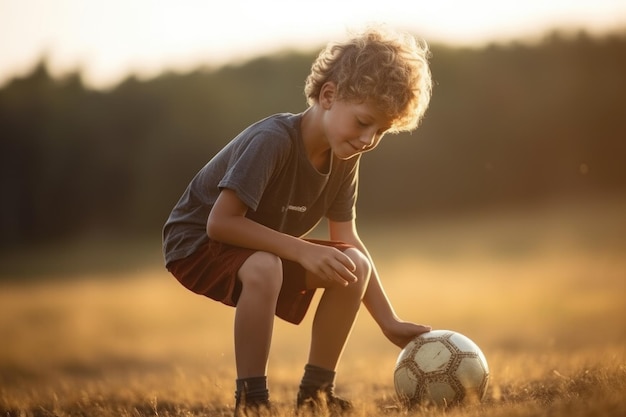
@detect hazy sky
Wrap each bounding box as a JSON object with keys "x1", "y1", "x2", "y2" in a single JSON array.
[{"x1": 1, "y1": 0, "x2": 625, "y2": 89}]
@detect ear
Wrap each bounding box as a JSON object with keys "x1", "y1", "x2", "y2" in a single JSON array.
[{"x1": 319, "y1": 82, "x2": 337, "y2": 109}]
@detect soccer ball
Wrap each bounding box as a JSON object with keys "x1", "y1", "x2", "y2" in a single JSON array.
[{"x1": 394, "y1": 330, "x2": 489, "y2": 407}]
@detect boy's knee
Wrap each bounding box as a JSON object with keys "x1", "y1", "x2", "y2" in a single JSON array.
[
  {"x1": 238, "y1": 251, "x2": 283, "y2": 295},
  {"x1": 344, "y1": 248, "x2": 371, "y2": 288}
]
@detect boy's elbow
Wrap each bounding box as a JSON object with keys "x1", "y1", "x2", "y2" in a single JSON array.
[{"x1": 206, "y1": 213, "x2": 222, "y2": 240}]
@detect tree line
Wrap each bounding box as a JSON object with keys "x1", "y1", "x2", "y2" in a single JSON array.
[{"x1": 1, "y1": 31, "x2": 625, "y2": 248}]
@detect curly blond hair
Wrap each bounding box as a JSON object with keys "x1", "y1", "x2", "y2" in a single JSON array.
[{"x1": 304, "y1": 26, "x2": 432, "y2": 133}]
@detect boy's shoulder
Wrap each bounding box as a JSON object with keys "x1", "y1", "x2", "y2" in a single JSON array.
[
  {"x1": 246, "y1": 112, "x2": 300, "y2": 136},
  {"x1": 219, "y1": 113, "x2": 303, "y2": 167},
  {"x1": 233, "y1": 112, "x2": 301, "y2": 149}
]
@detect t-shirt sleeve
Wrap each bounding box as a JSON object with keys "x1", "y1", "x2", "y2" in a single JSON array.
[
  {"x1": 218, "y1": 129, "x2": 291, "y2": 211},
  {"x1": 326, "y1": 157, "x2": 360, "y2": 222}
]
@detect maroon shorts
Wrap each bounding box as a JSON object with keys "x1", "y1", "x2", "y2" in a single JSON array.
[{"x1": 166, "y1": 238, "x2": 354, "y2": 324}]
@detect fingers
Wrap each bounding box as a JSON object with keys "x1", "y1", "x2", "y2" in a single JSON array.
[
  {"x1": 389, "y1": 323, "x2": 433, "y2": 348},
  {"x1": 334, "y1": 268, "x2": 357, "y2": 286},
  {"x1": 331, "y1": 252, "x2": 358, "y2": 286},
  {"x1": 337, "y1": 252, "x2": 357, "y2": 272},
  {"x1": 320, "y1": 259, "x2": 356, "y2": 287},
  {"x1": 319, "y1": 251, "x2": 358, "y2": 287},
  {"x1": 304, "y1": 244, "x2": 360, "y2": 287}
]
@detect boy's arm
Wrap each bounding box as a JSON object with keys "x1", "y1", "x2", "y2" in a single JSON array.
[
  {"x1": 328, "y1": 219, "x2": 431, "y2": 348},
  {"x1": 207, "y1": 188, "x2": 357, "y2": 287}
]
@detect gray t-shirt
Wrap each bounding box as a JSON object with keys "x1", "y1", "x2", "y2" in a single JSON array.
[{"x1": 162, "y1": 112, "x2": 360, "y2": 265}]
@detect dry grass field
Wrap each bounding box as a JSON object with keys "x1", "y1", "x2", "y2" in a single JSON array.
[{"x1": 1, "y1": 200, "x2": 625, "y2": 416}]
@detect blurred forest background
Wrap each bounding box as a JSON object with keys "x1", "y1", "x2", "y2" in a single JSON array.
[{"x1": 1, "y1": 30, "x2": 625, "y2": 271}]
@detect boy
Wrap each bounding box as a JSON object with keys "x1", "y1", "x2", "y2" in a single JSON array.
[{"x1": 163, "y1": 26, "x2": 433, "y2": 416}]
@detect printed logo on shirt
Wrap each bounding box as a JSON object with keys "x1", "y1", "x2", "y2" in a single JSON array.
[{"x1": 283, "y1": 204, "x2": 307, "y2": 213}]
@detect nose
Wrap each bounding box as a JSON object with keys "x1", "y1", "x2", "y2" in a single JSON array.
[{"x1": 359, "y1": 132, "x2": 377, "y2": 148}]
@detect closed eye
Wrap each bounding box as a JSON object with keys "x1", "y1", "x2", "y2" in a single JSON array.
[{"x1": 356, "y1": 119, "x2": 369, "y2": 128}]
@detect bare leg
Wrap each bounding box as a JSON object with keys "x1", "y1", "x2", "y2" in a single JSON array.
[
  {"x1": 306, "y1": 248, "x2": 371, "y2": 370},
  {"x1": 234, "y1": 251, "x2": 283, "y2": 378}
]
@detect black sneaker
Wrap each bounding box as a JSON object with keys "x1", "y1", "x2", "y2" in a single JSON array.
[
  {"x1": 296, "y1": 389, "x2": 353, "y2": 415},
  {"x1": 234, "y1": 399, "x2": 275, "y2": 417}
]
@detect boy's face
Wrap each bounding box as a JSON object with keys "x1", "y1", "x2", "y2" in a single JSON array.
[
  {"x1": 324, "y1": 99, "x2": 393, "y2": 160},
  {"x1": 321, "y1": 84, "x2": 393, "y2": 160}
]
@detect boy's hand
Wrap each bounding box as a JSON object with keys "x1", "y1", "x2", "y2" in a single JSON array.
[
  {"x1": 383, "y1": 319, "x2": 432, "y2": 349},
  {"x1": 300, "y1": 242, "x2": 358, "y2": 287}
]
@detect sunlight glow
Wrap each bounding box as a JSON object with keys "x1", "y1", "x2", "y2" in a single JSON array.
[{"x1": 1, "y1": 0, "x2": 625, "y2": 89}]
